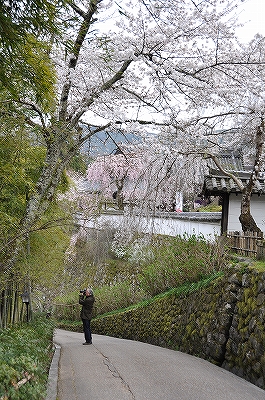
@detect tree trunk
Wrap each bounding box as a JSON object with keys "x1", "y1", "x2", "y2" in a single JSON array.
[
  {"x1": 116, "y1": 179, "x2": 124, "y2": 210},
  {"x1": 239, "y1": 122, "x2": 264, "y2": 233},
  {"x1": 210, "y1": 121, "x2": 264, "y2": 233},
  {"x1": 239, "y1": 191, "x2": 262, "y2": 233}
]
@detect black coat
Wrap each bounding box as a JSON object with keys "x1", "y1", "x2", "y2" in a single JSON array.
[{"x1": 79, "y1": 295, "x2": 95, "y2": 320}]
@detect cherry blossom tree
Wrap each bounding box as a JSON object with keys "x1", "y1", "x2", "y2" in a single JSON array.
[
  {"x1": 86, "y1": 145, "x2": 204, "y2": 212},
  {"x1": 86, "y1": 150, "x2": 145, "y2": 210},
  {"x1": 3, "y1": 0, "x2": 265, "y2": 269}
]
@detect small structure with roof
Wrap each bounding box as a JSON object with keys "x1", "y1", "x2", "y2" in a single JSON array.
[{"x1": 201, "y1": 152, "x2": 265, "y2": 235}]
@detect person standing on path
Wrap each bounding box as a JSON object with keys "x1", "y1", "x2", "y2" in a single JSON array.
[{"x1": 79, "y1": 288, "x2": 95, "y2": 345}]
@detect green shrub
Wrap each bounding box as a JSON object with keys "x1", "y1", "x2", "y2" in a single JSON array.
[
  {"x1": 54, "y1": 281, "x2": 145, "y2": 320},
  {"x1": 54, "y1": 232, "x2": 228, "y2": 319},
  {"x1": 93, "y1": 281, "x2": 145, "y2": 315},
  {"x1": 139, "y1": 234, "x2": 225, "y2": 296},
  {"x1": 0, "y1": 314, "x2": 55, "y2": 400}
]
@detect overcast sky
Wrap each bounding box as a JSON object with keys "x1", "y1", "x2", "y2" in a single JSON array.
[{"x1": 236, "y1": 0, "x2": 265, "y2": 42}]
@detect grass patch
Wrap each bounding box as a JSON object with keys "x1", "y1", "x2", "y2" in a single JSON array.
[
  {"x1": 0, "y1": 314, "x2": 55, "y2": 400},
  {"x1": 197, "y1": 204, "x2": 222, "y2": 212}
]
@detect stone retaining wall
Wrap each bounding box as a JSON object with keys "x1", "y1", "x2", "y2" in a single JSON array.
[{"x1": 91, "y1": 267, "x2": 265, "y2": 389}]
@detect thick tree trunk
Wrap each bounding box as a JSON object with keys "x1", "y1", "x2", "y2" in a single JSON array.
[
  {"x1": 239, "y1": 191, "x2": 262, "y2": 233},
  {"x1": 239, "y1": 122, "x2": 264, "y2": 233}
]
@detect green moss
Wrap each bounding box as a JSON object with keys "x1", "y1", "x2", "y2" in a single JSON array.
[
  {"x1": 246, "y1": 297, "x2": 256, "y2": 311},
  {"x1": 249, "y1": 261, "x2": 265, "y2": 272}
]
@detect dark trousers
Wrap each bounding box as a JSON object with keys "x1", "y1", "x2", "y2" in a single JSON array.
[{"x1": 82, "y1": 318, "x2": 92, "y2": 343}]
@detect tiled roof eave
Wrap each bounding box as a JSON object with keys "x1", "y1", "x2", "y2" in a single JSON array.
[{"x1": 203, "y1": 175, "x2": 265, "y2": 195}]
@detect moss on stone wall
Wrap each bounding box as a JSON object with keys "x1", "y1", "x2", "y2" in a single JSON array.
[{"x1": 91, "y1": 267, "x2": 265, "y2": 389}]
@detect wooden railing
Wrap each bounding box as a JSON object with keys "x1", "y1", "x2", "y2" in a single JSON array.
[{"x1": 227, "y1": 231, "x2": 264, "y2": 258}]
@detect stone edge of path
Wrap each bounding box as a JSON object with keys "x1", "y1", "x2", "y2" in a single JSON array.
[{"x1": 45, "y1": 343, "x2": 61, "y2": 400}]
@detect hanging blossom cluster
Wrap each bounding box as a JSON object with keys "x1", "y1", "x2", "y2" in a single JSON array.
[
  {"x1": 86, "y1": 150, "x2": 146, "y2": 200},
  {"x1": 85, "y1": 141, "x2": 203, "y2": 211}
]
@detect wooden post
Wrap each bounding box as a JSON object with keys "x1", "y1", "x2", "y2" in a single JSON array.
[{"x1": 257, "y1": 239, "x2": 265, "y2": 260}]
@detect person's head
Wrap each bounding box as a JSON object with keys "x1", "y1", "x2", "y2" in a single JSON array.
[{"x1": 85, "y1": 288, "x2": 93, "y2": 296}]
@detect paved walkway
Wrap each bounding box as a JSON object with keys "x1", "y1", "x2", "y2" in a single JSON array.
[{"x1": 47, "y1": 329, "x2": 265, "y2": 400}]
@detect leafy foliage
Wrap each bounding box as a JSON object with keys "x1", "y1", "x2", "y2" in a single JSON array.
[
  {"x1": 0, "y1": 130, "x2": 46, "y2": 240},
  {"x1": 0, "y1": 0, "x2": 64, "y2": 105},
  {"x1": 139, "y1": 234, "x2": 225, "y2": 296},
  {"x1": 93, "y1": 281, "x2": 144, "y2": 315},
  {"x1": 18, "y1": 227, "x2": 71, "y2": 290},
  {"x1": 13, "y1": 205, "x2": 72, "y2": 313},
  {"x1": 0, "y1": 314, "x2": 55, "y2": 400},
  {"x1": 0, "y1": 118, "x2": 73, "y2": 267},
  {"x1": 54, "y1": 232, "x2": 228, "y2": 318},
  {"x1": 0, "y1": 0, "x2": 63, "y2": 45}
]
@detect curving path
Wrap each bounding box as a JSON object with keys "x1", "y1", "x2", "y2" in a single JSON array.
[{"x1": 51, "y1": 329, "x2": 265, "y2": 400}]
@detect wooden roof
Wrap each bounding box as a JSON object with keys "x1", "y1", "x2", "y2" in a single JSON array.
[{"x1": 203, "y1": 169, "x2": 265, "y2": 196}]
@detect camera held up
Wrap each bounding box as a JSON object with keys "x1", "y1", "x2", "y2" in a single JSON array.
[{"x1": 80, "y1": 289, "x2": 86, "y2": 295}]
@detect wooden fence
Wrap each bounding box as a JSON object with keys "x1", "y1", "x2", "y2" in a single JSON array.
[{"x1": 227, "y1": 231, "x2": 264, "y2": 258}]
